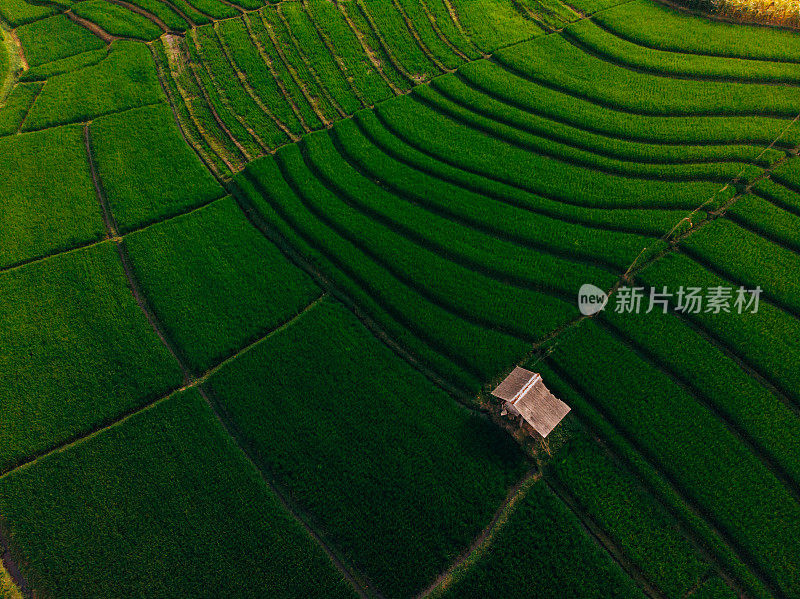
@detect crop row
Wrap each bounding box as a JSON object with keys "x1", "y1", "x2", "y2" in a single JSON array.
[
  {"x1": 548, "y1": 433, "x2": 727, "y2": 598},
  {"x1": 71, "y1": 0, "x2": 164, "y2": 41},
  {"x1": 539, "y1": 317, "x2": 800, "y2": 598},
  {"x1": 564, "y1": 18, "x2": 800, "y2": 84},
  {"x1": 494, "y1": 35, "x2": 800, "y2": 117},
  {"x1": 458, "y1": 59, "x2": 800, "y2": 146}
]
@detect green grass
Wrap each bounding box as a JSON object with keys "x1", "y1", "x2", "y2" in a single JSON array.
[
  {"x1": 375, "y1": 94, "x2": 734, "y2": 209},
  {"x1": 183, "y1": 0, "x2": 239, "y2": 19},
  {"x1": 429, "y1": 74, "x2": 784, "y2": 166},
  {"x1": 436, "y1": 481, "x2": 645, "y2": 599},
  {"x1": 449, "y1": 0, "x2": 543, "y2": 52},
  {"x1": 123, "y1": 197, "x2": 321, "y2": 374},
  {"x1": 595, "y1": 0, "x2": 800, "y2": 61},
  {"x1": 121, "y1": 0, "x2": 189, "y2": 31},
  {"x1": 304, "y1": 0, "x2": 396, "y2": 104},
  {"x1": 0, "y1": 388, "x2": 356, "y2": 599},
  {"x1": 71, "y1": 0, "x2": 163, "y2": 40},
  {"x1": 0, "y1": 242, "x2": 182, "y2": 473},
  {"x1": 14, "y1": 14, "x2": 105, "y2": 68},
  {"x1": 0, "y1": 0, "x2": 57, "y2": 27},
  {"x1": 396, "y1": 0, "x2": 465, "y2": 69},
  {"x1": 358, "y1": 0, "x2": 441, "y2": 80},
  {"x1": 18, "y1": 46, "x2": 109, "y2": 81},
  {"x1": 0, "y1": 81, "x2": 41, "y2": 135},
  {"x1": 0, "y1": 125, "x2": 105, "y2": 268},
  {"x1": 495, "y1": 35, "x2": 800, "y2": 117},
  {"x1": 543, "y1": 317, "x2": 800, "y2": 598},
  {"x1": 23, "y1": 40, "x2": 165, "y2": 131},
  {"x1": 206, "y1": 296, "x2": 529, "y2": 597},
  {"x1": 458, "y1": 58, "x2": 800, "y2": 146},
  {"x1": 565, "y1": 18, "x2": 800, "y2": 83},
  {"x1": 548, "y1": 433, "x2": 718, "y2": 598},
  {"x1": 89, "y1": 103, "x2": 224, "y2": 231},
  {"x1": 278, "y1": 2, "x2": 362, "y2": 114}
]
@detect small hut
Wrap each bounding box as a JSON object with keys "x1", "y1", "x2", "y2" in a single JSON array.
[{"x1": 491, "y1": 367, "x2": 570, "y2": 438}]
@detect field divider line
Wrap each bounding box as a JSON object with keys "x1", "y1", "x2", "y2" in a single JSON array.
[
  {"x1": 388, "y1": 0, "x2": 452, "y2": 74},
  {"x1": 560, "y1": 28, "x2": 800, "y2": 88},
  {"x1": 300, "y1": 0, "x2": 369, "y2": 108},
  {"x1": 328, "y1": 125, "x2": 622, "y2": 275},
  {"x1": 438, "y1": 0, "x2": 485, "y2": 57},
  {"x1": 0, "y1": 292, "x2": 326, "y2": 485},
  {"x1": 64, "y1": 9, "x2": 116, "y2": 43},
  {"x1": 371, "y1": 107, "x2": 697, "y2": 212},
  {"x1": 334, "y1": 0, "x2": 406, "y2": 95},
  {"x1": 249, "y1": 11, "x2": 330, "y2": 127},
  {"x1": 274, "y1": 4, "x2": 347, "y2": 119},
  {"x1": 544, "y1": 475, "x2": 666, "y2": 599},
  {"x1": 14, "y1": 81, "x2": 44, "y2": 135},
  {"x1": 106, "y1": 0, "x2": 172, "y2": 33},
  {"x1": 214, "y1": 16, "x2": 303, "y2": 139},
  {"x1": 352, "y1": 112, "x2": 690, "y2": 236},
  {"x1": 416, "y1": 469, "x2": 540, "y2": 599},
  {"x1": 195, "y1": 385, "x2": 382, "y2": 599},
  {"x1": 189, "y1": 29, "x2": 266, "y2": 156},
  {"x1": 596, "y1": 316, "x2": 800, "y2": 504},
  {"x1": 160, "y1": 0, "x2": 196, "y2": 28},
  {"x1": 417, "y1": 0, "x2": 470, "y2": 62},
  {"x1": 84, "y1": 121, "x2": 193, "y2": 382},
  {"x1": 412, "y1": 86, "x2": 764, "y2": 181},
  {"x1": 233, "y1": 169, "x2": 482, "y2": 394},
  {"x1": 454, "y1": 68, "x2": 794, "y2": 151},
  {"x1": 436, "y1": 76, "x2": 781, "y2": 164},
  {"x1": 407, "y1": 91, "x2": 752, "y2": 183},
  {"x1": 589, "y1": 16, "x2": 800, "y2": 68},
  {"x1": 490, "y1": 55, "x2": 799, "y2": 120},
  {"x1": 147, "y1": 41, "x2": 233, "y2": 180},
  {"x1": 292, "y1": 142, "x2": 542, "y2": 343},
  {"x1": 544, "y1": 359, "x2": 781, "y2": 599}
]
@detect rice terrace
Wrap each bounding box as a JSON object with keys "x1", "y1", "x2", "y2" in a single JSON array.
[{"x1": 2, "y1": 0, "x2": 800, "y2": 595}]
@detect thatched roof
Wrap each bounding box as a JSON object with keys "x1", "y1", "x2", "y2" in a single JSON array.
[{"x1": 491, "y1": 367, "x2": 570, "y2": 438}]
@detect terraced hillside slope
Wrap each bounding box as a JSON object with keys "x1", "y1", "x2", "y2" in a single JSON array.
[{"x1": 1, "y1": 0, "x2": 799, "y2": 597}]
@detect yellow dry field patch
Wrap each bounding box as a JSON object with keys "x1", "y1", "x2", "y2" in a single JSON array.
[
  {"x1": 713, "y1": 0, "x2": 800, "y2": 28},
  {"x1": 0, "y1": 561, "x2": 22, "y2": 599}
]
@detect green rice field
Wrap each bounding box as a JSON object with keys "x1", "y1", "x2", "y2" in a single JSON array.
[{"x1": 1, "y1": 0, "x2": 799, "y2": 597}]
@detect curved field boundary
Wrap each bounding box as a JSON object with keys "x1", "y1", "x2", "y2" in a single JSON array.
[
  {"x1": 274, "y1": 4, "x2": 348, "y2": 118},
  {"x1": 251, "y1": 11, "x2": 330, "y2": 126},
  {"x1": 350, "y1": 112, "x2": 687, "y2": 238},
  {"x1": 283, "y1": 144, "x2": 549, "y2": 343},
  {"x1": 448, "y1": 71, "x2": 787, "y2": 151},
  {"x1": 239, "y1": 165, "x2": 489, "y2": 385},
  {"x1": 106, "y1": 0, "x2": 172, "y2": 33},
  {"x1": 64, "y1": 9, "x2": 116, "y2": 43},
  {"x1": 543, "y1": 359, "x2": 781, "y2": 599},
  {"x1": 490, "y1": 56, "x2": 800, "y2": 119},
  {"x1": 560, "y1": 27, "x2": 800, "y2": 87},
  {"x1": 597, "y1": 317, "x2": 800, "y2": 504},
  {"x1": 389, "y1": 0, "x2": 451, "y2": 73},
  {"x1": 299, "y1": 0, "x2": 369, "y2": 107},
  {"x1": 372, "y1": 108, "x2": 708, "y2": 211},
  {"x1": 411, "y1": 87, "x2": 769, "y2": 182},
  {"x1": 355, "y1": 0, "x2": 428, "y2": 84},
  {"x1": 211, "y1": 20, "x2": 301, "y2": 139},
  {"x1": 304, "y1": 135, "x2": 612, "y2": 301},
  {"x1": 330, "y1": 123, "x2": 650, "y2": 269},
  {"x1": 416, "y1": 0, "x2": 471, "y2": 61},
  {"x1": 543, "y1": 476, "x2": 666, "y2": 599},
  {"x1": 431, "y1": 77, "x2": 780, "y2": 166},
  {"x1": 596, "y1": 3, "x2": 800, "y2": 65}
]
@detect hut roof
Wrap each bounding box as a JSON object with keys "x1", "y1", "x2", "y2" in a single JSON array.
[{"x1": 491, "y1": 367, "x2": 570, "y2": 438}]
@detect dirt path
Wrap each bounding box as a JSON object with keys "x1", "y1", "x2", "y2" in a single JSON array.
[
  {"x1": 416, "y1": 469, "x2": 540, "y2": 598},
  {"x1": 65, "y1": 10, "x2": 115, "y2": 43},
  {"x1": 107, "y1": 0, "x2": 171, "y2": 32},
  {"x1": 0, "y1": 531, "x2": 27, "y2": 599}
]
